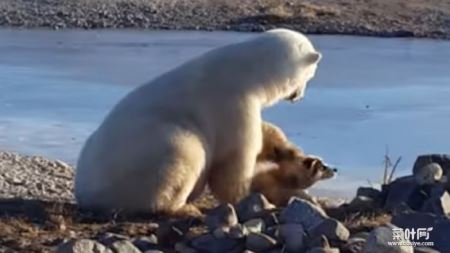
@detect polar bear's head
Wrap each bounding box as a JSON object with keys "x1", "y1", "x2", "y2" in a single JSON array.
[
  {"x1": 234, "y1": 29, "x2": 321, "y2": 107},
  {"x1": 260, "y1": 29, "x2": 322, "y2": 105}
]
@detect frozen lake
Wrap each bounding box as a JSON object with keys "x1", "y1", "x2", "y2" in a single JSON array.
[{"x1": 1, "y1": 29, "x2": 450, "y2": 198}]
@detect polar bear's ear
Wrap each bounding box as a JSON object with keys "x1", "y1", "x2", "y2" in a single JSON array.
[{"x1": 305, "y1": 52, "x2": 322, "y2": 65}]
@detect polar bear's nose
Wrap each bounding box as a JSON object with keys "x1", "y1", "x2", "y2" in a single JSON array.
[{"x1": 286, "y1": 88, "x2": 302, "y2": 102}]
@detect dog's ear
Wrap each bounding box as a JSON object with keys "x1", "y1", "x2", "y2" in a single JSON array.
[
  {"x1": 273, "y1": 146, "x2": 297, "y2": 162},
  {"x1": 303, "y1": 156, "x2": 317, "y2": 169}
]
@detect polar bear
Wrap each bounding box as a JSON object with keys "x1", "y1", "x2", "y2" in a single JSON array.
[{"x1": 75, "y1": 29, "x2": 321, "y2": 216}]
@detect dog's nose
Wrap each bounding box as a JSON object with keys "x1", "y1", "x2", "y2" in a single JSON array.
[{"x1": 332, "y1": 168, "x2": 338, "y2": 172}]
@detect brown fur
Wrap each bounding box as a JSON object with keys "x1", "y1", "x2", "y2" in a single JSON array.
[
  {"x1": 252, "y1": 153, "x2": 336, "y2": 206},
  {"x1": 257, "y1": 121, "x2": 303, "y2": 162}
]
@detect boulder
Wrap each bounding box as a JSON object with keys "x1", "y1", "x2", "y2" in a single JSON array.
[
  {"x1": 357, "y1": 187, "x2": 382, "y2": 200},
  {"x1": 57, "y1": 239, "x2": 112, "y2": 253},
  {"x1": 191, "y1": 234, "x2": 241, "y2": 253},
  {"x1": 279, "y1": 197, "x2": 328, "y2": 231},
  {"x1": 245, "y1": 232, "x2": 278, "y2": 252},
  {"x1": 413, "y1": 154, "x2": 450, "y2": 189},
  {"x1": 243, "y1": 218, "x2": 265, "y2": 234},
  {"x1": 278, "y1": 223, "x2": 306, "y2": 252},
  {"x1": 229, "y1": 224, "x2": 248, "y2": 239},
  {"x1": 392, "y1": 212, "x2": 450, "y2": 253},
  {"x1": 414, "y1": 163, "x2": 445, "y2": 185},
  {"x1": 205, "y1": 203, "x2": 238, "y2": 231},
  {"x1": 132, "y1": 235, "x2": 158, "y2": 251},
  {"x1": 363, "y1": 225, "x2": 413, "y2": 253},
  {"x1": 110, "y1": 240, "x2": 142, "y2": 253},
  {"x1": 342, "y1": 237, "x2": 366, "y2": 253},
  {"x1": 383, "y1": 176, "x2": 425, "y2": 211},
  {"x1": 235, "y1": 193, "x2": 275, "y2": 222},
  {"x1": 306, "y1": 247, "x2": 340, "y2": 253},
  {"x1": 421, "y1": 186, "x2": 450, "y2": 216},
  {"x1": 309, "y1": 218, "x2": 350, "y2": 242},
  {"x1": 413, "y1": 247, "x2": 440, "y2": 253}
]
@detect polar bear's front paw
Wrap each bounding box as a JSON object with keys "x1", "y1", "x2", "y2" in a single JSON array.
[{"x1": 167, "y1": 204, "x2": 204, "y2": 219}]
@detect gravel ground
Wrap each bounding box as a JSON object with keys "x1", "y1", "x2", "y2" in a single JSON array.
[
  {"x1": 0, "y1": 0, "x2": 450, "y2": 39},
  {"x1": 0, "y1": 152, "x2": 74, "y2": 203}
]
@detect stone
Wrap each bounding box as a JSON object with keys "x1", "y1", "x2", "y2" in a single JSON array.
[
  {"x1": 110, "y1": 240, "x2": 142, "y2": 253},
  {"x1": 57, "y1": 239, "x2": 112, "y2": 253},
  {"x1": 351, "y1": 232, "x2": 371, "y2": 240},
  {"x1": 414, "y1": 163, "x2": 445, "y2": 185},
  {"x1": 421, "y1": 186, "x2": 450, "y2": 216},
  {"x1": 278, "y1": 223, "x2": 306, "y2": 251},
  {"x1": 144, "y1": 250, "x2": 164, "y2": 253},
  {"x1": 97, "y1": 233, "x2": 130, "y2": 246},
  {"x1": 191, "y1": 234, "x2": 241, "y2": 253},
  {"x1": 212, "y1": 227, "x2": 229, "y2": 239},
  {"x1": 413, "y1": 247, "x2": 440, "y2": 253},
  {"x1": 156, "y1": 222, "x2": 184, "y2": 246},
  {"x1": 306, "y1": 247, "x2": 340, "y2": 253},
  {"x1": 413, "y1": 154, "x2": 450, "y2": 189},
  {"x1": 235, "y1": 193, "x2": 275, "y2": 222},
  {"x1": 279, "y1": 197, "x2": 328, "y2": 231},
  {"x1": 363, "y1": 225, "x2": 413, "y2": 253},
  {"x1": 229, "y1": 224, "x2": 248, "y2": 239},
  {"x1": 205, "y1": 203, "x2": 238, "y2": 231},
  {"x1": 307, "y1": 235, "x2": 330, "y2": 249},
  {"x1": 309, "y1": 218, "x2": 350, "y2": 242},
  {"x1": 383, "y1": 176, "x2": 425, "y2": 211},
  {"x1": 357, "y1": 187, "x2": 382, "y2": 199},
  {"x1": 392, "y1": 212, "x2": 450, "y2": 253},
  {"x1": 342, "y1": 237, "x2": 365, "y2": 253},
  {"x1": 243, "y1": 218, "x2": 265, "y2": 234},
  {"x1": 132, "y1": 235, "x2": 158, "y2": 251},
  {"x1": 245, "y1": 233, "x2": 277, "y2": 252},
  {"x1": 174, "y1": 242, "x2": 198, "y2": 253}
]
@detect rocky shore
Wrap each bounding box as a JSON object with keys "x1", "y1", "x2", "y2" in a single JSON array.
[
  {"x1": 1, "y1": 0, "x2": 450, "y2": 39},
  {"x1": 0, "y1": 151, "x2": 449, "y2": 252}
]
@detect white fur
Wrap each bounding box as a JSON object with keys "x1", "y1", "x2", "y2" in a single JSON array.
[{"x1": 75, "y1": 29, "x2": 321, "y2": 213}]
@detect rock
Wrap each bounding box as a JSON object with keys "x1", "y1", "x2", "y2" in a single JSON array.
[
  {"x1": 383, "y1": 176, "x2": 424, "y2": 211},
  {"x1": 392, "y1": 212, "x2": 450, "y2": 253},
  {"x1": 175, "y1": 242, "x2": 198, "y2": 253},
  {"x1": 309, "y1": 218, "x2": 350, "y2": 242},
  {"x1": 156, "y1": 222, "x2": 184, "y2": 246},
  {"x1": 205, "y1": 203, "x2": 238, "y2": 231},
  {"x1": 413, "y1": 247, "x2": 440, "y2": 253},
  {"x1": 357, "y1": 187, "x2": 382, "y2": 199},
  {"x1": 363, "y1": 225, "x2": 413, "y2": 253},
  {"x1": 414, "y1": 163, "x2": 445, "y2": 185},
  {"x1": 307, "y1": 235, "x2": 330, "y2": 249},
  {"x1": 306, "y1": 247, "x2": 340, "y2": 253},
  {"x1": 191, "y1": 234, "x2": 241, "y2": 253},
  {"x1": 342, "y1": 237, "x2": 365, "y2": 253},
  {"x1": 421, "y1": 186, "x2": 450, "y2": 216},
  {"x1": 132, "y1": 235, "x2": 158, "y2": 251},
  {"x1": 413, "y1": 154, "x2": 450, "y2": 189},
  {"x1": 212, "y1": 227, "x2": 228, "y2": 238},
  {"x1": 278, "y1": 223, "x2": 306, "y2": 252},
  {"x1": 351, "y1": 232, "x2": 371, "y2": 240},
  {"x1": 235, "y1": 193, "x2": 275, "y2": 222},
  {"x1": 110, "y1": 240, "x2": 142, "y2": 253},
  {"x1": 245, "y1": 232, "x2": 278, "y2": 252},
  {"x1": 144, "y1": 250, "x2": 164, "y2": 253},
  {"x1": 279, "y1": 197, "x2": 328, "y2": 231},
  {"x1": 229, "y1": 224, "x2": 249, "y2": 239},
  {"x1": 243, "y1": 218, "x2": 265, "y2": 234},
  {"x1": 97, "y1": 233, "x2": 130, "y2": 246},
  {"x1": 57, "y1": 239, "x2": 112, "y2": 253}
]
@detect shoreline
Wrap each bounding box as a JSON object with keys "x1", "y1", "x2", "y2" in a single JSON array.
[{"x1": 1, "y1": 0, "x2": 450, "y2": 39}]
